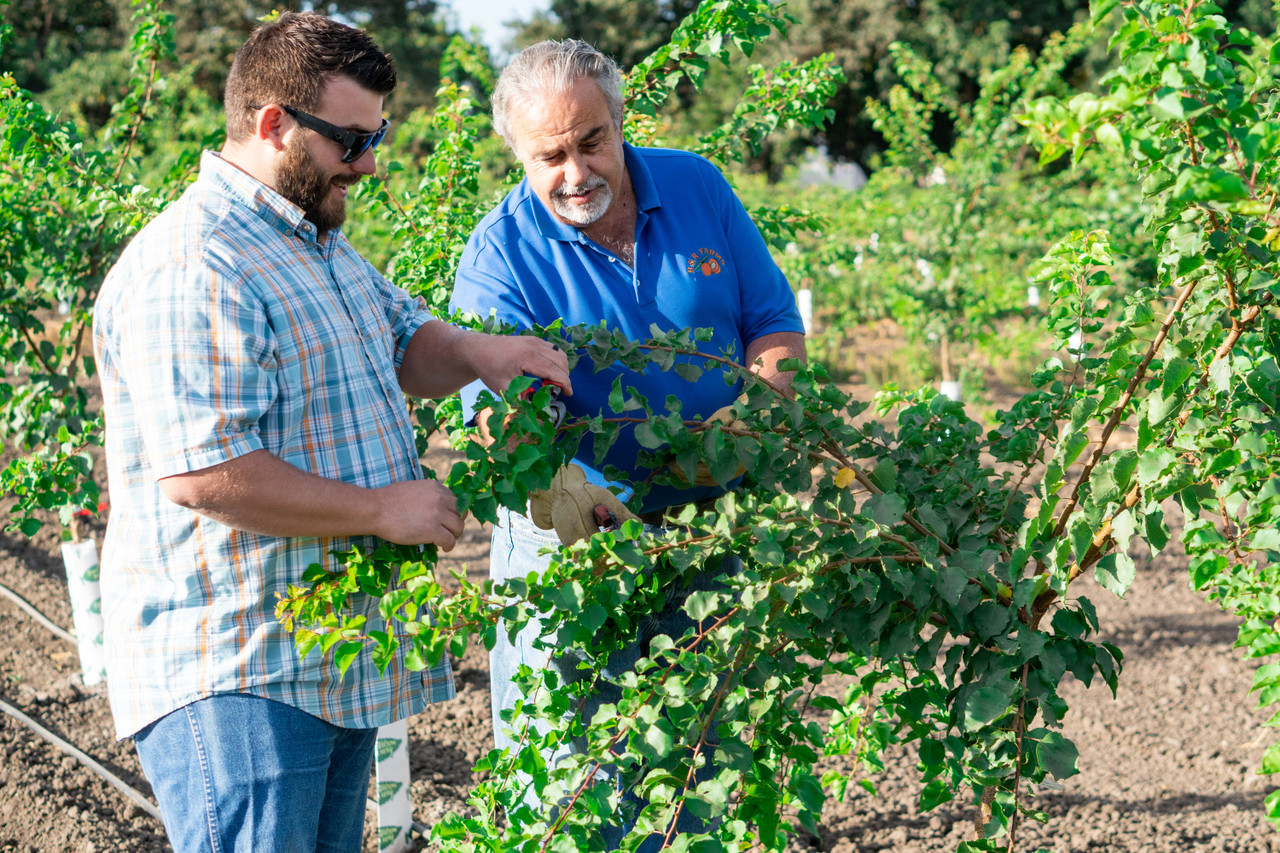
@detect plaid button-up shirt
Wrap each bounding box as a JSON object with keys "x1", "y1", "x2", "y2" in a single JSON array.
[{"x1": 94, "y1": 151, "x2": 454, "y2": 739}]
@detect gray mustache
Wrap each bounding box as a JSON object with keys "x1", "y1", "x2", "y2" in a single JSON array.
[{"x1": 554, "y1": 178, "x2": 607, "y2": 197}]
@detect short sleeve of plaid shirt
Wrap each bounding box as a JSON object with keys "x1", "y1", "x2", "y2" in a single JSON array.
[
  {"x1": 94, "y1": 152, "x2": 454, "y2": 739},
  {"x1": 112, "y1": 260, "x2": 273, "y2": 478}
]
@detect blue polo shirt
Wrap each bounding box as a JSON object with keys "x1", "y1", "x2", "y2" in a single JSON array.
[{"x1": 452, "y1": 144, "x2": 803, "y2": 513}]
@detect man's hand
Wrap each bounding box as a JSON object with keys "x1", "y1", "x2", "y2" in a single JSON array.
[
  {"x1": 460, "y1": 333, "x2": 573, "y2": 399},
  {"x1": 670, "y1": 398, "x2": 748, "y2": 487},
  {"x1": 529, "y1": 465, "x2": 638, "y2": 547},
  {"x1": 399, "y1": 322, "x2": 573, "y2": 399},
  {"x1": 667, "y1": 330, "x2": 804, "y2": 488},
  {"x1": 159, "y1": 449, "x2": 466, "y2": 549},
  {"x1": 372, "y1": 479, "x2": 464, "y2": 550}
]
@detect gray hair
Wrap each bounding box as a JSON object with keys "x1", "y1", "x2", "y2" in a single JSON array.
[{"x1": 492, "y1": 39, "x2": 624, "y2": 154}]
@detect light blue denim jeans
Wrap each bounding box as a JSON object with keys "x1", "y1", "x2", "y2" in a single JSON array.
[
  {"x1": 488, "y1": 506, "x2": 734, "y2": 850},
  {"x1": 133, "y1": 694, "x2": 377, "y2": 853}
]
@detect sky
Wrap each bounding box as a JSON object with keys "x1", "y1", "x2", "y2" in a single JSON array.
[{"x1": 445, "y1": 0, "x2": 550, "y2": 59}]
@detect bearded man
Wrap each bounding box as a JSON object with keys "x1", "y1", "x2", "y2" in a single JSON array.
[{"x1": 92, "y1": 13, "x2": 569, "y2": 852}]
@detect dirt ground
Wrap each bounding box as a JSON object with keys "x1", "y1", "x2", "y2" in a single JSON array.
[{"x1": 2, "y1": 377, "x2": 1280, "y2": 853}]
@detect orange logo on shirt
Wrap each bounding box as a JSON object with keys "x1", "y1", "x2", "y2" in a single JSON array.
[{"x1": 687, "y1": 248, "x2": 725, "y2": 277}]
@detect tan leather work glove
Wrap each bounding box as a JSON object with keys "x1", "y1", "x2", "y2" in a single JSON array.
[
  {"x1": 669, "y1": 398, "x2": 748, "y2": 487},
  {"x1": 529, "y1": 465, "x2": 639, "y2": 547}
]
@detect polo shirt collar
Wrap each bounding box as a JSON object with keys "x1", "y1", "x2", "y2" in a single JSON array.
[
  {"x1": 626, "y1": 143, "x2": 661, "y2": 213},
  {"x1": 527, "y1": 142, "x2": 661, "y2": 242}
]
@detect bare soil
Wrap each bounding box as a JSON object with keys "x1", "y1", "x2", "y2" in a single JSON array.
[{"x1": 1, "y1": 383, "x2": 1278, "y2": 852}]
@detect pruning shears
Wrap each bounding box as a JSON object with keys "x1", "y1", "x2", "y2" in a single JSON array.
[{"x1": 518, "y1": 377, "x2": 567, "y2": 428}]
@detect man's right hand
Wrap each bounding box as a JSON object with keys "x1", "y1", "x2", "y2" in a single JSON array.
[
  {"x1": 160, "y1": 450, "x2": 467, "y2": 549},
  {"x1": 372, "y1": 479, "x2": 464, "y2": 550}
]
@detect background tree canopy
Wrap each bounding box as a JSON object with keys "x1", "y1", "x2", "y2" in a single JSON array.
[
  {"x1": 1, "y1": 0, "x2": 456, "y2": 125},
  {"x1": 5, "y1": 0, "x2": 1275, "y2": 169},
  {"x1": 7, "y1": 2, "x2": 1280, "y2": 849}
]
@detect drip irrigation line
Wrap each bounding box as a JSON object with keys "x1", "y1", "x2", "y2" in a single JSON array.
[
  {"x1": 0, "y1": 580, "x2": 77, "y2": 646},
  {"x1": 0, "y1": 696, "x2": 163, "y2": 822},
  {"x1": 0, "y1": 579, "x2": 432, "y2": 839},
  {"x1": 1, "y1": 693, "x2": 432, "y2": 837}
]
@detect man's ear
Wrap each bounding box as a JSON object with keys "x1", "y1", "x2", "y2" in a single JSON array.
[{"x1": 252, "y1": 104, "x2": 291, "y2": 155}]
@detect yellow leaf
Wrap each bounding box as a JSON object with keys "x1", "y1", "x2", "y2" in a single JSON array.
[
  {"x1": 1267, "y1": 226, "x2": 1280, "y2": 251},
  {"x1": 835, "y1": 467, "x2": 857, "y2": 488}
]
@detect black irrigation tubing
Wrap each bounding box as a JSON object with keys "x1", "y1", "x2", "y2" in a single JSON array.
[
  {"x1": 0, "y1": 578, "x2": 433, "y2": 840},
  {"x1": 0, "y1": 579, "x2": 77, "y2": 646},
  {"x1": 0, "y1": 578, "x2": 167, "y2": 824},
  {"x1": 0, "y1": 696, "x2": 164, "y2": 822}
]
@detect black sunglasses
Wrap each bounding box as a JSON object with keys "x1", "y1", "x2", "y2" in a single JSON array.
[{"x1": 252, "y1": 104, "x2": 390, "y2": 163}]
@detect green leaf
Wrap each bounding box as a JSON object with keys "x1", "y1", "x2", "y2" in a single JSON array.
[
  {"x1": 1170, "y1": 167, "x2": 1251, "y2": 204},
  {"x1": 1091, "y1": 0, "x2": 1119, "y2": 25},
  {"x1": 1094, "y1": 551, "x2": 1135, "y2": 597},
  {"x1": 1150, "y1": 91, "x2": 1186, "y2": 121},
  {"x1": 674, "y1": 362, "x2": 703, "y2": 382},
  {"x1": 919, "y1": 778, "x2": 952, "y2": 811},
  {"x1": 1051, "y1": 607, "x2": 1088, "y2": 640},
  {"x1": 640, "y1": 718, "x2": 675, "y2": 759},
  {"x1": 1144, "y1": 506, "x2": 1169, "y2": 554},
  {"x1": 635, "y1": 422, "x2": 663, "y2": 449},
  {"x1": 714, "y1": 737, "x2": 754, "y2": 771},
  {"x1": 1267, "y1": 788, "x2": 1280, "y2": 823},
  {"x1": 865, "y1": 493, "x2": 906, "y2": 527},
  {"x1": 333, "y1": 641, "x2": 363, "y2": 677},
  {"x1": 1138, "y1": 448, "x2": 1175, "y2": 486},
  {"x1": 403, "y1": 645, "x2": 427, "y2": 672},
  {"x1": 1248, "y1": 528, "x2": 1280, "y2": 553},
  {"x1": 1209, "y1": 357, "x2": 1232, "y2": 393},
  {"x1": 972, "y1": 602, "x2": 1011, "y2": 641},
  {"x1": 1096, "y1": 122, "x2": 1123, "y2": 152},
  {"x1": 1190, "y1": 554, "x2": 1227, "y2": 591},
  {"x1": 1161, "y1": 356, "x2": 1196, "y2": 395},
  {"x1": 1261, "y1": 742, "x2": 1280, "y2": 776},
  {"x1": 684, "y1": 590, "x2": 721, "y2": 622},
  {"x1": 965, "y1": 678, "x2": 1016, "y2": 729},
  {"x1": 1036, "y1": 731, "x2": 1080, "y2": 780},
  {"x1": 800, "y1": 590, "x2": 830, "y2": 619},
  {"x1": 751, "y1": 537, "x2": 786, "y2": 566},
  {"x1": 608, "y1": 377, "x2": 625, "y2": 413}
]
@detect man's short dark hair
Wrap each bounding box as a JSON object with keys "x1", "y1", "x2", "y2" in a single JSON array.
[{"x1": 224, "y1": 12, "x2": 396, "y2": 143}]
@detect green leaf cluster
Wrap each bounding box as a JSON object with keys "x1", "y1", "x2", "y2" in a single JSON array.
[{"x1": 16, "y1": 1, "x2": 1280, "y2": 851}]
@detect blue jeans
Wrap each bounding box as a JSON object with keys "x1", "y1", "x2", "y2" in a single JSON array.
[
  {"x1": 133, "y1": 694, "x2": 377, "y2": 853},
  {"x1": 488, "y1": 506, "x2": 732, "y2": 850}
]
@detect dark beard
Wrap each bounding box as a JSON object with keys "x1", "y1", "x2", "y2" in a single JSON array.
[{"x1": 275, "y1": 139, "x2": 347, "y2": 235}]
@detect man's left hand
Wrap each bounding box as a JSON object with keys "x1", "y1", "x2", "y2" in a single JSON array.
[
  {"x1": 464, "y1": 334, "x2": 573, "y2": 397},
  {"x1": 670, "y1": 398, "x2": 748, "y2": 487},
  {"x1": 529, "y1": 465, "x2": 639, "y2": 546}
]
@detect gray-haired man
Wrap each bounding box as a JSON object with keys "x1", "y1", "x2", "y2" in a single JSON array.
[{"x1": 451, "y1": 39, "x2": 806, "y2": 848}]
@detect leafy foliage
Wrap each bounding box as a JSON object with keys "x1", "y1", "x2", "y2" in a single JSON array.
[
  {"x1": 765, "y1": 21, "x2": 1155, "y2": 393},
  {"x1": 0, "y1": 0, "x2": 177, "y2": 540},
  {"x1": 1021, "y1": 0, "x2": 1280, "y2": 826},
  {"x1": 10, "y1": 2, "x2": 1280, "y2": 852},
  {"x1": 282, "y1": 2, "x2": 1280, "y2": 850}
]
